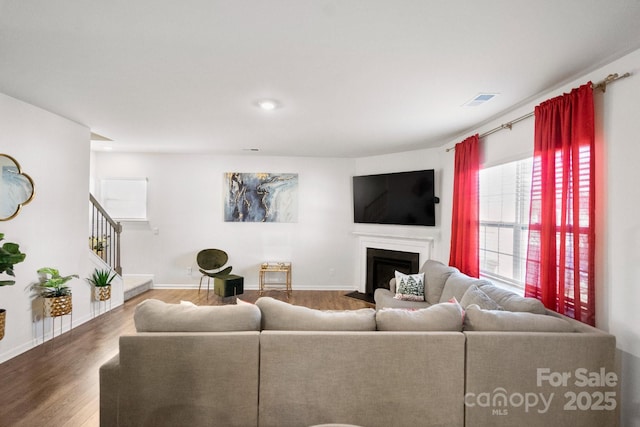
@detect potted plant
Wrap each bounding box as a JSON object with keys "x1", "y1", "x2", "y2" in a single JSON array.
[
  {"x1": 36, "y1": 267, "x2": 78, "y2": 317},
  {"x1": 86, "y1": 268, "x2": 116, "y2": 301},
  {"x1": 89, "y1": 236, "x2": 110, "y2": 259},
  {"x1": 0, "y1": 233, "x2": 27, "y2": 340}
]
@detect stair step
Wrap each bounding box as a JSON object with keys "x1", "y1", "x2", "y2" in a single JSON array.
[{"x1": 123, "y1": 275, "x2": 153, "y2": 301}]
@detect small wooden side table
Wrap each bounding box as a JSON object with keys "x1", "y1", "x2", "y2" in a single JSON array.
[{"x1": 259, "y1": 262, "x2": 292, "y2": 297}]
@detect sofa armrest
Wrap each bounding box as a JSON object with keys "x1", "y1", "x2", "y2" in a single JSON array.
[
  {"x1": 99, "y1": 353, "x2": 120, "y2": 427},
  {"x1": 388, "y1": 277, "x2": 396, "y2": 293}
]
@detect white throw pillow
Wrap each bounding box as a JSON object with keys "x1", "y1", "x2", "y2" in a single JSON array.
[{"x1": 394, "y1": 271, "x2": 425, "y2": 301}]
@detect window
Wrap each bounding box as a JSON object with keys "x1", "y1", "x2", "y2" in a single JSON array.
[
  {"x1": 479, "y1": 158, "x2": 532, "y2": 287},
  {"x1": 526, "y1": 144, "x2": 594, "y2": 320},
  {"x1": 101, "y1": 178, "x2": 148, "y2": 220}
]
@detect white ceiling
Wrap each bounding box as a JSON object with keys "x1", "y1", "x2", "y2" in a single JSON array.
[{"x1": 2, "y1": 0, "x2": 640, "y2": 158}]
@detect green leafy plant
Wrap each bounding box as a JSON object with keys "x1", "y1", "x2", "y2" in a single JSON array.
[
  {"x1": 89, "y1": 236, "x2": 109, "y2": 252},
  {"x1": 36, "y1": 267, "x2": 78, "y2": 297},
  {"x1": 86, "y1": 268, "x2": 116, "y2": 287},
  {"x1": 0, "y1": 233, "x2": 27, "y2": 287}
]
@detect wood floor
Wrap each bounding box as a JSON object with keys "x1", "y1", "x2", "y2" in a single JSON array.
[{"x1": 0, "y1": 289, "x2": 372, "y2": 427}]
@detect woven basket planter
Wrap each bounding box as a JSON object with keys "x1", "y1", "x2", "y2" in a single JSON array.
[
  {"x1": 94, "y1": 285, "x2": 111, "y2": 301},
  {"x1": 0, "y1": 309, "x2": 5, "y2": 341},
  {"x1": 44, "y1": 295, "x2": 72, "y2": 317}
]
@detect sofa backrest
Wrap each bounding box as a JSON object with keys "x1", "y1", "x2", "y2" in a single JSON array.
[
  {"x1": 438, "y1": 271, "x2": 489, "y2": 303},
  {"x1": 255, "y1": 296, "x2": 376, "y2": 330},
  {"x1": 435, "y1": 266, "x2": 548, "y2": 315},
  {"x1": 133, "y1": 298, "x2": 261, "y2": 332},
  {"x1": 421, "y1": 259, "x2": 459, "y2": 304},
  {"x1": 258, "y1": 331, "x2": 466, "y2": 427},
  {"x1": 477, "y1": 282, "x2": 546, "y2": 314},
  {"x1": 117, "y1": 332, "x2": 260, "y2": 427}
]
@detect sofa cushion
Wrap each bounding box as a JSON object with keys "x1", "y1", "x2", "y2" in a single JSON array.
[
  {"x1": 439, "y1": 272, "x2": 489, "y2": 303},
  {"x1": 134, "y1": 298, "x2": 261, "y2": 332},
  {"x1": 460, "y1": 284, "x2": 502, "y2": 310},
  {"x1": 394, "y1": 271, "x2": 425, "y2": 301},
  {"x1": 374, "y1": 287, "x2": 432, "y2": 310},
  {"x1": 463, "y1": 304, "x2": 575, "y2": 332},
  {"x1": 259, "y1": 331, "x2": 466, "y2": 426},
  {"x1": 448, "y1": 297, "x2": 465, "y2": 322},
  {"x1": 376, "y1": 302, "x2": 464, "y2": 331},
  {"x1": 422, "y1": 260, "x2": 459, "y2": 304},
  {"x1": 255, "y1": 297, "x2": 376, "y2": 331},
  {"x1": 477, "y1": 282, "x2": 547, "y2": 314}
]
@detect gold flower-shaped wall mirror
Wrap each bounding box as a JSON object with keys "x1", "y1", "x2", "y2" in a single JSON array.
[{"x1": 0, "y1": 154, "x2": 35, "y2": 221}]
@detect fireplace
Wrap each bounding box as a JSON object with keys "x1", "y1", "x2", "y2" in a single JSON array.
[
  {"x1": 347, "y1": 232, "x2": 433, "y2": 303},
  {"x1": 365, "y1": 248, "x2": 420, "y2": 297}
]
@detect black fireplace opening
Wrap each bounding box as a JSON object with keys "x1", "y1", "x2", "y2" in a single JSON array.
[{"x1": 365, "y1": 248, "x2": 420, "y2": 297}]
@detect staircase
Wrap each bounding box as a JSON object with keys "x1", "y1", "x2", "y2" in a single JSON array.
[
  {"x1": 89, "y1": 194, "x2": 122, "y2": 275},
  {"x1": 123, "y1": 274, "x2": 154, "y2": 301},
  {"x1": 90, "y1": 194, "x2": 155, "y2": 301}
]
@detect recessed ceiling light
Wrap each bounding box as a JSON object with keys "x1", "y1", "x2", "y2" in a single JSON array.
[{"x1": 255, "y1": 99, "x2": 281, "y2": 111}]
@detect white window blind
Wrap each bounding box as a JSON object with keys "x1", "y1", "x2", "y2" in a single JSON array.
[
  {"x1": 479, "y1": 158, "x2": 532, "y2": 286},
  {"x1": 101, "y1": 178, "x2": 148, "y2": 220}
]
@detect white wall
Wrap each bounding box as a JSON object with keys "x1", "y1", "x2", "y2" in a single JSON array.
[
  {"x1": 429, "y1": 48, "x2": 640, "y2": 426},
  {"x1": 0, "y1": 92, "x2": 116, "y2": 363},
  {"x1": 92, "y1": 152, "x2": 357, "y2": 290},
  {"x1": 600, "y1": 51, "x2": 640, "y2": 427}
]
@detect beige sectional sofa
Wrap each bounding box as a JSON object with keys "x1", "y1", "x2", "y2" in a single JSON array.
[{"x1": 100, "y1": 261, "x2": 619, "y2": 426}]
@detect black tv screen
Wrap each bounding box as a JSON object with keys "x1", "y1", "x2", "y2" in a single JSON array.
[{"x1": 353, "y1": 170, "x2": 437, "y2": 226}]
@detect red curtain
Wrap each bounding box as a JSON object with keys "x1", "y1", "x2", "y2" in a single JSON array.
[
  {"x1": 449, "y1": 134, "x2": 480, "y2": 278},
  {"x1": 525, "y1": 83, "x2": 596, "y2": 325}
]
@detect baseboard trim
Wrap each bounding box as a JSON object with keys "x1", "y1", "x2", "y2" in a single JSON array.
[
  {"x1": 153, "y1": 283, "x2": 358, "y2": 292},
  {"x1": 0, "y1": 307, "x2": 120, "y2": 364},
  {"x1": 0, "y1": 340, "x2": 34, "y2": 364}
]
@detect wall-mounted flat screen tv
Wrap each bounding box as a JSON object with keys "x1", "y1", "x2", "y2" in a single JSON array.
[{"x1": 353, "y1": 169, "x2": 438, "y2": 226}]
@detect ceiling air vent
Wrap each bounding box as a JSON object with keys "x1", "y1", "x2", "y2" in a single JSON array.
[{"x1": 463, "y1": 93, "x2": 498, "y2": 107}]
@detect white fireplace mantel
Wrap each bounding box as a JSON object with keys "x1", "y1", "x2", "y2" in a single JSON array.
[{"x1": 353, "y1": 231, "x2": 434, "y2": 293}]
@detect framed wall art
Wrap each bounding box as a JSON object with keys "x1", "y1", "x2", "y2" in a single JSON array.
[{"x1": 224, "y1": 172, "x2": 298, "y2": 222}]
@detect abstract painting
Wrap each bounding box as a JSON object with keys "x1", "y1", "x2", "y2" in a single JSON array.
[{"x1": 224, "y1": 173, "x2": 298, "y2": 222}]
